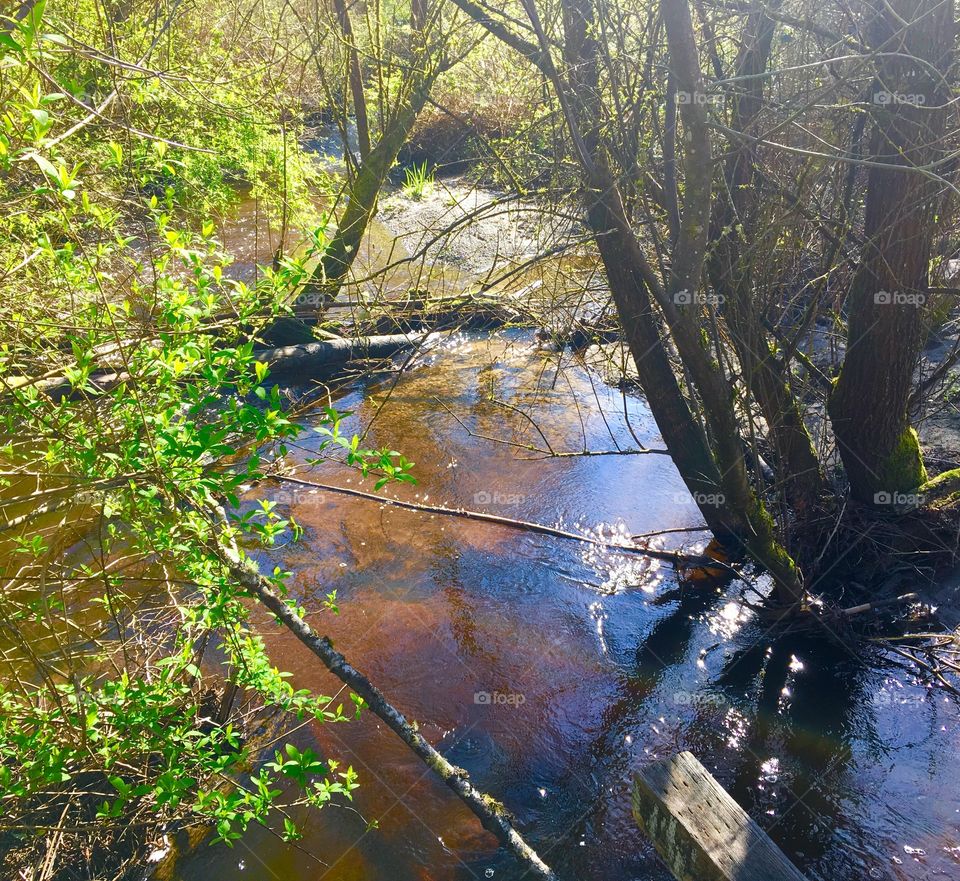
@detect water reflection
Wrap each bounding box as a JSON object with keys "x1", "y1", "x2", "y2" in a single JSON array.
[{"x1": 172, "y1": 332, "x2": 960, "y2": 881}]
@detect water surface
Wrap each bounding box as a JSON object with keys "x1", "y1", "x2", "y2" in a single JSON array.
[{"x1": 173, "y1": 330, "x2": 960, "y2": 881}]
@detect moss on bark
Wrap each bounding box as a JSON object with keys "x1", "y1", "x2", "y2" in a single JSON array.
[
  {"x1": 921, "y1": 467, "x2": 960, "y2": 506},
  {"x1": 876, "y1": 427, "x2": 928, "y2": 494}
]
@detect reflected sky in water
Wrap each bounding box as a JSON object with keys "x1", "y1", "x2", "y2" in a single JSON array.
[{"x1": 173, "y1": 331, "x2": 960, "y2": 881}]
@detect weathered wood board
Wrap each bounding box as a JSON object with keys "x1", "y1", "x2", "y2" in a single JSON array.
[{"x1": 632, "y1": 751, "x2": 809, "y2": 881}]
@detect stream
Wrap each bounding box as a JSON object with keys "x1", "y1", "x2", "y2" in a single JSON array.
[
  {"x1": 178, "y1": 221, "x2": 960, "y2": 879},
  {"x1": 119, "y1": 158, "x2": 960, "y2": 880}
]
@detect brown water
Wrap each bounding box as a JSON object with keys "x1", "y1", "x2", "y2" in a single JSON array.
[{"x1": 167, "y1": 328, "x2": 960, "y2": 881}]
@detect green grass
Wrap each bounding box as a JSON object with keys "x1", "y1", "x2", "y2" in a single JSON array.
[{"x1": 402, "y1": 161, "x2": 435, "y2": 199}]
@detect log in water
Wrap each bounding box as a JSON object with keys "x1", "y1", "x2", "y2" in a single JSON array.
[
  {"x1": 632, "y1": 751, "x2": 809, "y2": 881},
  {"x1": 260, "y1": 333, "x2": 425, "y2": 376}
]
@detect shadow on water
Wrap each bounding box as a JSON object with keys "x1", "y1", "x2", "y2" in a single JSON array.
[{"x1": 165, "y1": 330, "x2": 960, "y2": 881}]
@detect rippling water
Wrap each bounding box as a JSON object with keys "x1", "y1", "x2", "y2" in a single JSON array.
[{"x1": 169, "y1": 330, "x2": 960, "y2": 881}]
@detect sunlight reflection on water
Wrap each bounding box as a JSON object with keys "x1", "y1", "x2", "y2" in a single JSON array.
[{"x1": 168, "y1": 329, "x2": 960, "y2": 881}]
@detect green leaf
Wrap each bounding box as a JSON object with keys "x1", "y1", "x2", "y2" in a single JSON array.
[
  {"x1": 282, "y1": 817, "x2": 301, "y2": 841},
  {"x1": 30, "y1": 152, "x2": 57, "y2": 178}
]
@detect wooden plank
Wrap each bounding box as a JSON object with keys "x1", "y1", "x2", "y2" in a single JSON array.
[{"x1": 632, "y1": 751, "x2": 809, "y2": 881}]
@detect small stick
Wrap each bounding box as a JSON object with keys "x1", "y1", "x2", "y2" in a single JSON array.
[
  {"x1": 840, "y1": 592, "x2": 918, "y2": 617},
  {"x1": 267, "y1": 474, "x2": 715, "y2": 567}
]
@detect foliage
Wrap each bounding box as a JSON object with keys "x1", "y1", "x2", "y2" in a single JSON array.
[
  {"x1": 402, "y1": 159, "x2": 435, "y2": 199},
  {"x1": 2, "y1": 0, "x2": 960, "y2": 874},
  {"x1": 0, "y1": 0, "x2": 324, "y2": 287},
  {"x1": 0, "y1": 2, "x2": 412, "y2": 876}
]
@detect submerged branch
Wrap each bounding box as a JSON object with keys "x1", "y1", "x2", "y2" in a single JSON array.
[
  {"x1": 223, "y1": 549, "x2": 560, "y2": 881},
  {"x1": 266, "y1": 474, "x2": 718, "y2": 567}
]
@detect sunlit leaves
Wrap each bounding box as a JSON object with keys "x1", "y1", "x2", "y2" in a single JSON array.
[
  {"x1": 1, "y1": 198, "x2": 415, "y2": 849},
  {"x1": 0, "y1": 9, "x2": 411, "y2": 860}
]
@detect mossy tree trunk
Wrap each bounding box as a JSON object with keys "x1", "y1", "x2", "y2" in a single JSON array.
[
  {"x1": 655, "y1": 0, "x2": 804, "y2": 603},
  {"x1": 828, "y1": 0, "x2": 952, "y2": 503},
  {"x1": 301, "y1": 0, "x2": 443, "y2": 305},
  {"x1": 304, "y1": 81, "x2": 438, "y2": 295}
]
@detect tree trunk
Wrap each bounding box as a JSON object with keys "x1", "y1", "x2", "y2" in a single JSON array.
[
  {"x1": 332, "y1": 0, "x2": 372, "y2": 160},
  {"x1": 301, "y1": 2, "x2": 441, "y2": 306},
  {"x1": 302, "y1": 81, "x2": 436, "y2": 300},
  {"x1": 828, "y1": 0, "x2": 952, "y2": 503},
  {"x1": 585, "y1": 177, "x2": 736, "y2": 547},
  {"x1": 706, "y1": 0, "x2": 824, "y2": 511},
  {"x1": 564, "y1": 0, "x2": 806, "y2": 602},
  {"x1": 656, "y1": 0, "x2": 804, "y2": 602}
]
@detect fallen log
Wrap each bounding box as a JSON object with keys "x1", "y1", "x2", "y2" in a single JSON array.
[
  {"x1": 6, "y1": 334, "x2": 424, "y2": 401},
  {"x1": 259, "y1": 333, "x2": 426, "y2": 377},
  {"x1": 363, "y1": 296, "x2": 520, "y2": 334},
  {"x1": 632, "y1": 751, "x2": 808, "y2": 881}
]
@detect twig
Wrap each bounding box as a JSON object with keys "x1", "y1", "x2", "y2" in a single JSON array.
[
  {"x1": 436, "y1": 397, "x2": 669, "y2": 458},
  {"x1": 223, "y1": 549, "x2": 559, "y2": 881},
  {"x1": 840, "y1": 592, "x2": 918, "y2": 616},
  {"x1": 631, "y1": 525, "x2": 711, "y2": 539}
]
